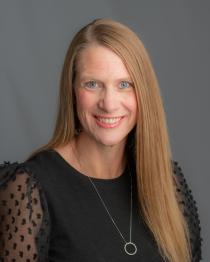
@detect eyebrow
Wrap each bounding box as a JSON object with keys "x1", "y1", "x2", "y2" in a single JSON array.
[{"x1": 79, "y1": 75, "x2": 133, "y2": 82}]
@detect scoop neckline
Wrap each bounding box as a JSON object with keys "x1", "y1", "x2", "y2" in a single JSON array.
[{"x1": 49, "y1": 149, "x2": 128, "y2": 183}]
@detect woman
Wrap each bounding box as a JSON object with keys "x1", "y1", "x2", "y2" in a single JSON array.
[{"x1": 0, "y1": 18, "x2": 202, "y2": 261}]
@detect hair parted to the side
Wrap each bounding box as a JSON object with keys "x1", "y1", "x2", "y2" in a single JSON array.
[{"x1": 26, "y1": 18, "x2": 192, "y2": 262}]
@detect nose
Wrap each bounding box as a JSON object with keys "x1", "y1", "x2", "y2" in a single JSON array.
[{"x1": 98, "y1": 87, "x2": 119, "y2": 113}]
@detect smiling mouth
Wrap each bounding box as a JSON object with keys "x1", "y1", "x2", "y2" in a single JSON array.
[
  {"x1": 94, "y1": 115, "x2": 124, "y2": 128},
  {"x1": 94, "y1": 115, "x2": 124, "y2": 123}
]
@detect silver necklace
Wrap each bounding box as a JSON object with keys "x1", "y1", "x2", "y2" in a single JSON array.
[{"x1": 73, "y1": 146, "x2": 138, "y2": 256}]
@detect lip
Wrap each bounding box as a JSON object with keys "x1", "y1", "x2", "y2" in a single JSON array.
[
  {"x1": 94, "y1": 115, "x2": 124, "y2": 129},
  {"x1": 94, "y1": 115, "x2": 124, "y2": 118}
]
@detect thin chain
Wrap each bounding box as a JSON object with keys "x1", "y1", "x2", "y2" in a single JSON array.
[
  {"x1": 88, "y1": 172, "x2": 132, "y2": 244},
  {"x1": 129, "y1": 170, "x2": 133, "y2": 241},
  {"x1": 72, "y1": 142, "x2": 133, "y2": 244}
]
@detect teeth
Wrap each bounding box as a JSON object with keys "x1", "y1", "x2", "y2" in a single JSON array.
[{"x1": 97, "y1": 117, "x2": 121, "y2": 124}]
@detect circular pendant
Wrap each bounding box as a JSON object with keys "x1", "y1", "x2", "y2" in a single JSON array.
[{"x1": 124, "y1": 241, "x2": 137, "y2": 255}]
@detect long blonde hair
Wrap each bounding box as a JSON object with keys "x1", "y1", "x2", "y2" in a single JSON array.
[{"x1": 27, "y1": 18, "x2": 192, "y2": 262}]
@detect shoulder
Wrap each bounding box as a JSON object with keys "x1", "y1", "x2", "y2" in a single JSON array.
[
  {"x1": 0, "y1": 161, "x2": 37, "y2": 193},
  {"x1": 0, "y1": 150, "x2": 79, "y2": 209},
  {"x1": 0, "y1": 160, "x2": 49, "y2": 217},
  {"x1": 171, "y1": 160, "x2": 203, "y2": 261},
  {"x1": 0, "y1": 153, "x2": 55, "y2": 218},
  {"x1": 0, "y1": 154, "x2": 49, "y2": 200},
  {"x1": 0, "y1": 150, "x2": 61, "y2": 210},
  {"x1": 0, "y1": 158, "x2": 51, "y2": 222}
]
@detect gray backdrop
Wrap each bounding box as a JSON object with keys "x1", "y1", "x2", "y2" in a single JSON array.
[{"x1": 0, "y1": 1, "x2": 209, "y2": 260}]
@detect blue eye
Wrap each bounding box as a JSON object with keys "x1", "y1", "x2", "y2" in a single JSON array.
[
  {"x1": 84, "y1": 80, "x2": 98, "y2": 89},
  {"x1": 120, "y1": 81, "x2": 131, "y2": 89}
]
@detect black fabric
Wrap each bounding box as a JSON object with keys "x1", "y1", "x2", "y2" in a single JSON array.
[{"x1": 0, "y1": 150, "x2": 202, "y2": 261}]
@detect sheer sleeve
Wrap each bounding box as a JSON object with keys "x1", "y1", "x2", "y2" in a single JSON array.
[
  {"x1": 0, "y1": 161, "x2": 50, "y2": 261},
  {"x1": 172, "y1": 160, "x2": 203, "y2": 262}
]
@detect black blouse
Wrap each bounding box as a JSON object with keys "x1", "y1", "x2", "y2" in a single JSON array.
[{"x1": 0, "y1": 150, "x2": 202, "y2": 261}]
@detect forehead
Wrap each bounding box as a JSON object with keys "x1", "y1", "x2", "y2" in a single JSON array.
[{"x1": 75, "y1": 45, "x2": 131, "y2": 80}]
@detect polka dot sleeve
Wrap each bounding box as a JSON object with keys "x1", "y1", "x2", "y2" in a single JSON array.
[
  {"x1": 0, "y1": 161, "x2": 50, "y2": 261},
  {"x1": 172, "y1": 161, "x2": 203, "y2": 262}
]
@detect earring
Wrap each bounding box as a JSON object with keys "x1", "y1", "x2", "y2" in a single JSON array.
[{"x1": 75, "y1": 127, "x2": 82, "y2": 135}]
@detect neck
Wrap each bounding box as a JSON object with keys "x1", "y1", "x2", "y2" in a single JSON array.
[{"x1": 71, "y1": 132, "x2": 127, "y2": 179}]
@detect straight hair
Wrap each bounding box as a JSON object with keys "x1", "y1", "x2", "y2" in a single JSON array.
[{"x1": 27, "y1": 18, "x2": 192, "y2": 262}]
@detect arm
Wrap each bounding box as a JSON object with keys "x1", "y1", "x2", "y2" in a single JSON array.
[
  {"x1": 0, "y1": 162, "x2": 50, "y2": 261},
  {"x1": 172, "y1": 161, "x2": 203, "y2": 262}
]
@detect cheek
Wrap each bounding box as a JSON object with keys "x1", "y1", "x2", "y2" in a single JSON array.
[
  {"x1": 123, "y1": 93, "x2": 138, "y2": 116},
  {"x1": 75, "y1": 91, "x2": 95, "y2": 115}
]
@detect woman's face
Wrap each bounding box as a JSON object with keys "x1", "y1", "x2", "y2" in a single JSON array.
[{"x1": 74, "y1": 45, "x2": 137, "y2": 147}]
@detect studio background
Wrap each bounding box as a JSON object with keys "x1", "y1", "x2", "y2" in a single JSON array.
[{"x1": 0, "y1": 1, "x2": 209, "y2": 260}]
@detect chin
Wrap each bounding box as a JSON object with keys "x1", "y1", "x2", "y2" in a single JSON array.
[{"x1": 96, "y1": 136, "x2": 126, "y2": 147}]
